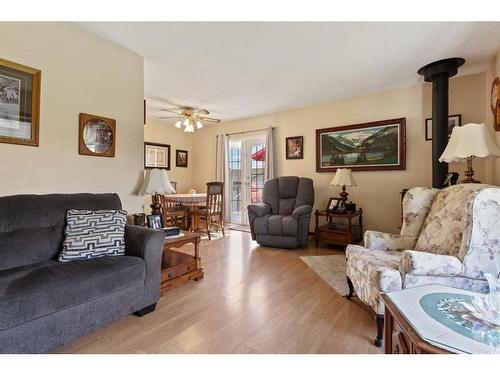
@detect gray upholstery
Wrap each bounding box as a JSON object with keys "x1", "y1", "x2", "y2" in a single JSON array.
[
  {"x1": 248, "y1": 176, "x2": 314, "y2": 248},
  {"x1": 0, "y1": 193, "x2": 165, "y2": 353}
]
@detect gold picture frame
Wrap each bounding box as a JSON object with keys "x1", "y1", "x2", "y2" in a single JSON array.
[{"x1": 0, "y1": 58, "x2": 41, "y2": 146}]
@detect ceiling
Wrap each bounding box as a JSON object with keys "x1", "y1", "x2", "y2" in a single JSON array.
[{"x1": 76, "y1": 22, "x2": 500, "y2": 123}]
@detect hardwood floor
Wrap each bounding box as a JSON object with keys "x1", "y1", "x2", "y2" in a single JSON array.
[{"x1": 55, "y1": 231, "x2": 382, "y2": 354}]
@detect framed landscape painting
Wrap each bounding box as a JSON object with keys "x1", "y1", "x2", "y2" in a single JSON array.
[
  {"x1": 144, "y1": 142, "x2": 170, "y2": 170},
  {"x1": 316, "y1": 118, "x2": 406, "y2": 172},
  {"x1": 0, "y1": 58, "x2": 41, "y2": 146}
]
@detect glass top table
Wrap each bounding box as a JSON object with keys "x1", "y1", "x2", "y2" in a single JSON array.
[{"x1": 384, "y1": 284, "x2": 500, "y2": 354}]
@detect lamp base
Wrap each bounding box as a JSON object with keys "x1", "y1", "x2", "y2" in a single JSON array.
[
  {"x1": 460, "y1": 157, "x2": 481, "y2": 184},
  {"x1": 339, "y1": 185, "x2": 348, "y2": 202},
  {"x1": 150, "y1": 193, "x2": 162, "y2": 215}
]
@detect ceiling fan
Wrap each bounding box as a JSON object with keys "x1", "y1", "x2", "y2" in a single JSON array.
[{"x1": 158, "y1": 106, "x2": 221, "y2": 133}]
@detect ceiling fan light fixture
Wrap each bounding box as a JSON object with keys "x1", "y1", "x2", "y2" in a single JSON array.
[
  {"x1": 174, "y1": 119, "x2": 182, "y2": 128},
  {"x1": 182, "y1": 118, "x2": 190, "y2": 127},
  {"x1": 196, "y1": 120, "x2": 203, "y2": 129},
  {"x1": 184, "y1": 122, "x2": 195, "y2": 133}
]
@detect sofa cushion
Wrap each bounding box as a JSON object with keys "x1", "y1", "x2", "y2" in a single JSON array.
[
  {"x1": 0, "y1": 256, "x2": 145, "y2": 330},
  {"x1": 0, "y1": 193, "x2": 122, "y2": 272},
  {"x1": 59, "y1": 209, "x2": 127, "y2": 262}
]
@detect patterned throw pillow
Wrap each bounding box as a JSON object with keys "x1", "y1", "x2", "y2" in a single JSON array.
[{"x1": 59, "y1": 209, "x2": 127, "y2": 262}]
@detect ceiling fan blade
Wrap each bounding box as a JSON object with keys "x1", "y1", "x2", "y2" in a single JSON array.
[
  {"x1": 160, "y1": 108, "x2": 182, "y2": 115},
  {"x1": 196, "y1": 109, "x2": 210, "y2": 115},
  {"x1": 199, "y1": 116, "x2": 221, "y2": 123}
]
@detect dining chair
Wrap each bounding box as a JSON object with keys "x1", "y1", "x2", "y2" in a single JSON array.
[
  {"x1": 192, "y1": 182, "x2": 225, "y2": 240},
  {"x1": 160, "y1": 182, "x2": 187, "y2": 229}
]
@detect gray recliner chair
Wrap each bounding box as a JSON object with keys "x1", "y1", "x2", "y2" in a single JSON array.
[{"x1": 247, "y1": 176, "x2": 314, "y2": 249}]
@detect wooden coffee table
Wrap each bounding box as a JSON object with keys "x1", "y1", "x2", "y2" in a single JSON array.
[{"x1": 160, "y1": 230, "x2": 204, "y2": 294}]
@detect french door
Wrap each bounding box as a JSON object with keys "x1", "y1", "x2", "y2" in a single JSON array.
[{"x1": 228, "y1": 135, "x2": 266, "y2": 225}]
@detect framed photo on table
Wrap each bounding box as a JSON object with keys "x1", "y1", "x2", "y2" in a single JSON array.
[
  {"x1": 144, "y1": 142, "x2": 171, "y2": 170},
  {"x1": 0, "y1": 58, "x2": 41, "y2": 147},
  {"x1": 147, "y1": 214, "x2": 164, "y2": 229}
]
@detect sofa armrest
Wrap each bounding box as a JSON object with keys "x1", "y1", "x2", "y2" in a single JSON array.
[
  {"x1": 247, "y1": 203, "x2": 271, "y2": 217},
  {"x1": 364, "y1": 230, "x2": 418, "y2": 251},
  {"x1": 124, "y1": 225, "x2": 165, "y2": 305},
  {"x1": 292, "y1": 205, "x2": 313, "y2": 219},
  {"x1": 400, "y1": 250, "x2": 463, "y2": 277}
]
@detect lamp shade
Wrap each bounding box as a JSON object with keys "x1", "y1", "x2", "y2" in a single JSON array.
[
  {"x1": 330, "y1": 168, "x2": 357, "y2": 187},
  {"x1": 439, "y1": 123, "x2": 500, "y2": 163},
  {"x1": 139, "y1": 168, "x2": 176, "y2": 195}
]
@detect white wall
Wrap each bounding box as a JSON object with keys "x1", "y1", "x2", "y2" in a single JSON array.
[{"x1": 0, "y1": 23, "x2": 145, "y2": 213}]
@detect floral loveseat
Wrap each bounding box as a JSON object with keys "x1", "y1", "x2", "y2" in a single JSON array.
[{"x1": 345, "y1": 184, "x2": 500, "y2": 347}]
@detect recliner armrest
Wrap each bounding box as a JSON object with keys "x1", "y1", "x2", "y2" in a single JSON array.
[
  {"x1": 292, "y1": 205, "x2": 312, "y2": 218},
  {"x1": 399, "y1": 250, "x2": 463, "y2": 277},
  {"x1": 247, "y1": 203, "x2": 271, "y2": 217},
  {"x1": 364, "y1": 230, "x2": 418, "y2": 251}
]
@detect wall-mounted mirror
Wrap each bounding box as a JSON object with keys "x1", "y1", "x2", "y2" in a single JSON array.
[{"x1": 78, "y1": 113, "x2": 116, "y2": 157}]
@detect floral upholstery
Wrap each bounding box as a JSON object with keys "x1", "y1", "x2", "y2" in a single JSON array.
[
  {"x1": 399, "y1": 250, "x2": 462, "y2": 277},
  {"x1": 345, "y1": 184, "x2": 500, "y2": 316},
  {"x1": 400, "y1": 187, "x2": 439, "y2": 237},
  {"x1": 364, "y1": 231, "x2": 418, "y2": 251}
]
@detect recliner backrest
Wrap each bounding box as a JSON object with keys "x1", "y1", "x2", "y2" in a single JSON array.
[
  {"x1": 262, "y1": 176, "x2": 314, "y2": 216},
  {"x1": 0, "y1": 193, "x2": 122, "y2": 271}
]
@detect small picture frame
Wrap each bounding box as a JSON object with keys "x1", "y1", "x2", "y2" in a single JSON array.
[
  {"x1": 425, "y1": 114, "x2": 461, "y2": 141},
  {"x1": 327, "y1": 197, "x2": 344, "y2": 212},
  {"x1": 144, "y1": 142, "x2": 171, "y2": 170},
  {"x1": 146, "y1": 214, "x2": 164, "y2": 229},
  {"x1": 176, "y1": 149, "x2": 188, "y2": 168},
  {"x1": 286, "y1": 136, "x2": 304, "y2": 159}
]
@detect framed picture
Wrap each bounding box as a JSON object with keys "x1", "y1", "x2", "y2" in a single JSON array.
[
  {"x1": 316, "y1": 118, "x2": 406, "y2": 172},
  {"x1": 144, "y1": 142, "x2": 170, "y2": 170},
  {"x1": 0, "y1": 58, "x2": 41, "y2": 147},
  {"x1": 147, "y1": 214, "x2": 164, "y2": 229},
  {"x1": 286, "y1": 136, "x2": 304, "y2": 159},
  {"x1": 425, "y1": 114, "x2": 461, "y2": 141},
  {"x1": 176, "y1": 149, "x2": 188, "y2": 168},
  {"x1": 327, "y1": 197, "x2": 342, "y2": 211},
  {"x1": 79, "y1": 113, "x2": 116, "y2": 157}
]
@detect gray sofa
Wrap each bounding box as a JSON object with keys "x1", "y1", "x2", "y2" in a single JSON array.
[
  {"x1": 0, "y1": 193, "x2": 165, "y2": 353},
  {"x1": 248, "y1": 176, "x2": 314, "y2": 249}
]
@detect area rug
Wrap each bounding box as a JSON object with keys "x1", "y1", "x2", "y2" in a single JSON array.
[{"x1": 300, "y1": 254, "x2": 349, "y2": 296}]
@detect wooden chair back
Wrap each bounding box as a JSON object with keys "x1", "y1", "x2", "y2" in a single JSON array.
[{"x1": 206, "y1": 182, "x2": 224, "y2": 215}]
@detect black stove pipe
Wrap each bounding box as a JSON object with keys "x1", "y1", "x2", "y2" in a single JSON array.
[{"x1": 418, "y1": 58, "x2": 465, "y2": 188}]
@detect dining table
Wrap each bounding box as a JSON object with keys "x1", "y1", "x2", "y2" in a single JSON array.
[{"x1": 163, "y1": 193, "x2": 207, "y2": 231}]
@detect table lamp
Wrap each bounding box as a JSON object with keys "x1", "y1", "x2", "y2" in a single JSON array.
[
  {"x1": 330, "y1": 168, "x2": 357, "y2": 203},
  {"x1": 139, "y1": 168, "x2": 176, "y2": 215},
  {"x1": 439, "y1": 123, "x2": 500, "y2": 183}
]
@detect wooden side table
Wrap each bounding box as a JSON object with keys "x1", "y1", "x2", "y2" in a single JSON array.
[
  {"x1": 160, "y1": 230, "x2": 204, "y2": 294},
  {"x1": 314, "y1": 209, "x2": 363, "y2": 248},
  {"x1": 382, "y1": 293, "x2": 451, "y2": 354}
]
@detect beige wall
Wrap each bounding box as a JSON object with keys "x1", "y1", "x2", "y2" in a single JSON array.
[
  {"x1": 0, "y1": 23, "x2": 145, "y2": 213},
  {"x1": 143, "y1": 118, "x2": 193, "y2": 213},
  {"x1": 185, "y1": 73, "x2": 489, "y2": 234}
]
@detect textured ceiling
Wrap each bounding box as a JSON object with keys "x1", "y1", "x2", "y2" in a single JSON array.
[{"x1": 76, "y1": 22, "x2": 500, "y2": 123}]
